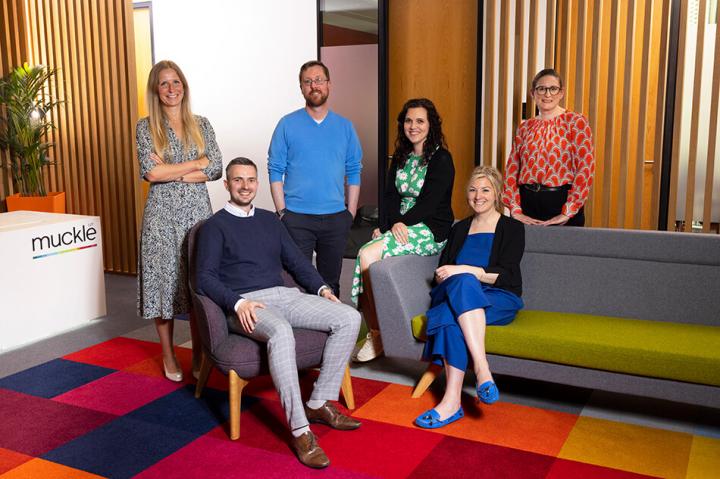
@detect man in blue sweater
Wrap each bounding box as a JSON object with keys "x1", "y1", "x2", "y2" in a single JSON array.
[
  {"x1": 196, "y1": 158, "x2": 361, "y2": 469},
  {"x1": 268, "y1": 60, "x2": 363, "y2": 296}
]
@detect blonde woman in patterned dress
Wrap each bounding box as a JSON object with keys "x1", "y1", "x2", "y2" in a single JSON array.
[
  {"x1": 502, "y1": 68, "x2": 595, "y2": 226},
  {"x1": 136, "y1": 60, "x2": 222, "y2": 382},
  {"x1": 351, "y1": 98, "x2": 455, "y2": 362}
]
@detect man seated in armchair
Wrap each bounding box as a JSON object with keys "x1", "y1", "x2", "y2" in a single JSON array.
[{"x1": 195, "y1": 157, "x2": 361, "y2": 469}]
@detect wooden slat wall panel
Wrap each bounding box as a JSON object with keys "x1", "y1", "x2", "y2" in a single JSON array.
[
  {"x1": 486, "y1": 0, "x2": 679, "y2": 230},
  {"x1": 2, "y1": 0, "x2": 139, "y2": 271},
  {"x1": 389, "y1": 0, "x2": 477, "y2": 217}
]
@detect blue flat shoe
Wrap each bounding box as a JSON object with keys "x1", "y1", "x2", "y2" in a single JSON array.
[
  {"x1": 477, "y1": 380, "x2": 499, "y2": 404},
  {"x1": 414, "y1": 407, "x2": 464, "y2": 429}
]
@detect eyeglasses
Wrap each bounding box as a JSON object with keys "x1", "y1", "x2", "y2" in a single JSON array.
[
  {"x1": 301, "y1": 77, "x2": 329, "y2": 87},
  {"x1": 534, "y1": 85, "x2": 562, "y2": 96}
]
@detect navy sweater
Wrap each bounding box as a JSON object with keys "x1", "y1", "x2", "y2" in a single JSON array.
[{"x1": 195, "y1": 208, "x2": 325, "y2": 313}]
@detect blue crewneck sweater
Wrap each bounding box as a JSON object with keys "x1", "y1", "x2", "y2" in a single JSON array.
[
  {"x1": 267, "y1": 108, "x2": 363, "y2": 214},
  {"x1": 195, "y1": 208, "x2": 325, "y2": 313}
]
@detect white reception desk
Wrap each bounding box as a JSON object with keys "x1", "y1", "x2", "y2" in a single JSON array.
[{"x1": 0, "y1": 211, "x2": 106, "y2": 352}]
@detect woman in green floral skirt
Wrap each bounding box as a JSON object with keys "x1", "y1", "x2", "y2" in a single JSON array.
[{"x1": 352, "y1": 98, "x2": 455, "y2": 362}]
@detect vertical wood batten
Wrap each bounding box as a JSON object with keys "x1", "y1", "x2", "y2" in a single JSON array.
[
  {"x1": 527, "y1": 0, "x2": 538, "y2": 117},
  {"x1": 483, "y1": 0, "x2": 496, "y2": 166},
  {"x1": 702, "y1": 6, "x2": 720, "y2": 232},
  {"x1": 601, "y1": 0, "x2": 621, "y2": 227},
  {"x1": 668, "y1": 0, "x2": 690, "y2": 230},
  {"x1": 545, "y1": 0, "x2": 556, "y2": 67},
  {"x1": 651, "y1": 0, "x2": 671, "y2": 228},
  {"x1": 560, "y1": 0, "x2": 571, "y2": 103},
  {"x1": 574, "y1": 0, "x2": 587, "y2": 112},
  {"x1": 634, "y1": 0, "x2": 654, "y2": 228},
  {"x1": 586, "y1": 0, "x2": 604, "y2": 225},
  {"x1": 512, "y1": 0, "x2": 525, "y2": 132},
  {"x1": 618, "y1": 0, "x2": 636, "y2": 227},
  {"x1": 497, "y1": 0, "x2": 510, "y2": 170},
  {"x1": 683, "y1": 0, "x2": 707, "y2": 231}
]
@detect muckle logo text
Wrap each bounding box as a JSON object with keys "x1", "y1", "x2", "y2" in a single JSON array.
[{"x1": 31, "y1": 224, "x2": 98, "y2": 259}]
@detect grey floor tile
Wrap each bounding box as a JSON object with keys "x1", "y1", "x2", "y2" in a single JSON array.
[
  {"x1": 581, "y1": 390, "x2": 720, "y2": 438},
  {"x1": 493, "y1": 375, "x2": 592, "y2": 414},
  {"x1": 350, "y1": 356, "x2": 428, "y2": 387},
  {"x1": 0, "y1": 273, "x2": 146, "y2": 378}
]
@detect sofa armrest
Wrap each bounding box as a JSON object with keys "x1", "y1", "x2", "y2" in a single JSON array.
[{"x1": 369, "y1": 255, "x2": 437, "y2": 360}]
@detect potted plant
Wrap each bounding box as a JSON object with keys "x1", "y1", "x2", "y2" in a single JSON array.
[{"x1": 0, "y1": 62, "x2": 64, "y2": 213}]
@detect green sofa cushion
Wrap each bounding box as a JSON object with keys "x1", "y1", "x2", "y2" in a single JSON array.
[{"x1": 411, "y1": 310, "x2": 720, "y2": 387}]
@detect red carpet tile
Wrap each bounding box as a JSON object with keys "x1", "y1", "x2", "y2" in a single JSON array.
[
  {"x1": 546, "y1": 459, "x2": 661, "y2": 479},
  {"x1": 54, "y1": 370, "x2": 184, "y2": 415},
  {"x1": 134, "y1": 434, "x2": 375, "y2": 479},
  {"x1": 0, "y1": 388, "x2": 116, "y2": 456},
  {"x1": 408, "y1": 435, "x2": 556, "y2": 479},
  {"x1": 0, "y1": 337, "x2": 713, "y2": 478},
  {"x1": 321, "y1": 418, "x2": 445, "y2": 478},
  {"x1": 63, "y1": 337, "x2": 163, "y2": 370}
]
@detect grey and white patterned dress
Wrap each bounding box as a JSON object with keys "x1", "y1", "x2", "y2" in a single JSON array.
[{"x1": 136, "y1": 115, "x2": 223, "y2": 320}]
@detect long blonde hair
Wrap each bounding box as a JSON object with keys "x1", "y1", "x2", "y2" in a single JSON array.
[
  {"x1": 145, "y1": 60, "x2": 205, "y2": 159},
  {"x1": 468, "y1": 165, "x2": 504, "y2": 213}
]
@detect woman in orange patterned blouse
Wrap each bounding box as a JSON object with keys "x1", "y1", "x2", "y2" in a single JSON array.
[{"x1": 502, "y1": 68, "x2": 594, "y2": 226}]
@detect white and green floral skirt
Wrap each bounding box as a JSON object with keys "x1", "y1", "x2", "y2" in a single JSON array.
[{"x1": 350, "y1": 222, "x2": 445, "y2": 304}]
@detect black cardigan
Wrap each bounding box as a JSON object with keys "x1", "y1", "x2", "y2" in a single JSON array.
[
  {"x1": 381, "y1": 147, "x2": 455, "y2": 242},
  {"x1": 437, "y1": 214, "x2": 525, "y2": 297}
]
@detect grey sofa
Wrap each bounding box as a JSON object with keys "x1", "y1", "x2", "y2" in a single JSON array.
[{"x1": 369, "y1": 225, "x2": 720, "y2": 408}]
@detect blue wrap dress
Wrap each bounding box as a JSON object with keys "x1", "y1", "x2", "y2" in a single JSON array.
[{"x1": 422, "y1": 233, "x2": 524, "y2": 370}]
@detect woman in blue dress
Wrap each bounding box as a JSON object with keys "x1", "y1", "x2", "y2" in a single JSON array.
[{"x1": 415, "y1": 166, "x2": 525, "y2": 428}]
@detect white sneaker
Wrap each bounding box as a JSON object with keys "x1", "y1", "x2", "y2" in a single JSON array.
[{"x1": 352, "y1": 330, "x2": 383, "y2": 362}]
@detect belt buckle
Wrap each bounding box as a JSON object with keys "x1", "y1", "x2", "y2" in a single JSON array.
[{"x1": 527, "y1": 183, "x2": 542, "y2": 193}]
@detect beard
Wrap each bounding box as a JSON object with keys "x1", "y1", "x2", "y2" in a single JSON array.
[{"x1": 304, "y1": 89, "x2": 329, "y2": 107}]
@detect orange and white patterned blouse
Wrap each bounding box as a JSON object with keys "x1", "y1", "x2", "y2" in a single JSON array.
[{"x1": 502, "y1": 111, "x2": 595, "y2": 218}]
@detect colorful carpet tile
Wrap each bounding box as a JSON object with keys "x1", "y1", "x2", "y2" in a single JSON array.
[{"x1": 0, "y1": 338, "x2": 718, "y2": 478}]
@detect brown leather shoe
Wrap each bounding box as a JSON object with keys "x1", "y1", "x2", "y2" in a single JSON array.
[
  {"x1": 304, "y1": 402, "x2": 361, "y2": 430},
  {"x1": 291, "y1": 431, "x2": 329, "y2": 469}
]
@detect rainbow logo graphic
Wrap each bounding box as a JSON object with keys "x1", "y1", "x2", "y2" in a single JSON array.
[{"x1": 33, "y1": 243, "x2": 98, "y2": 260}]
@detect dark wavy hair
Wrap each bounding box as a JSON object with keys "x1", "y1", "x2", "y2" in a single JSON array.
[{"x1": 391, "y1": 98, "x2": 446, "y2": 167}]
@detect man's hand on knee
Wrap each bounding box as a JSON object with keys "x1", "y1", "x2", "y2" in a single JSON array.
[
  {"x1": 320, "y1": 288, "x2": 341, "y2": 303},
  {"x1": 235, "y1": 300, "x2": 266, "y2": 333}
]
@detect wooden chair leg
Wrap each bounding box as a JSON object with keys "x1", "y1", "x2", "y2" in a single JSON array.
[
  {"x1": 194, "y1": 350, "x2": 213, "y2": 399},
  {"x1": 412, "y1": 363, "x2": 443, "y2": 398},
  {"x1": 229, "y1": 369, "x2": 249, "y2": 440},
  {"x1": 341, "y1": 365, "x2": 355, "y2": 410}
]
